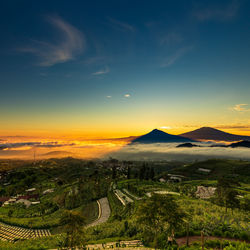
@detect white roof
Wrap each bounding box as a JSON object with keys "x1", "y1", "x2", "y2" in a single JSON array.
[
  {"x1": 31, "y1": 201, "x2": 40, "y2": 204},
  {"x1": 16, "y1": 199, "x2": 32, "y2": 207},
  {"x1": 198, "y1": 168, "x2": 211, "y2": 173},
  {"x1": 8, "y1": 198, "x2": 16, "y2": 202},
  {"x1": 42, "y1": 188, "x2": 54, "y2": 194}
]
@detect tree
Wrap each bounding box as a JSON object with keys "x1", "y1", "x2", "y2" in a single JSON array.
[
  {"x1": 8, "y1": 209, "x2": 14, "y2": 218},
  {"x1": 139, "y1": 164, "x2": 146, "y2": 180},
  {"x1": 215, "y1": 178, "x2": 239, "y2": 213},
  {"x1": 127, "y1": 166, "x2": 131, "y2": 179},
  {"x1": 109, "y1": 158, "x2": 119, "y2": 179},
  {"x1": 136, "y1": 194, "x2": 186, "y2": 247},
  {"x1": 59, "y1": 210, "x2": 86, "y2": 248},
  {"x1": 40, "y1": 203, "x2": 46, "y2": 219},
  {"x1": 150, "y1": 167, "x2": 155, "y2": 180},
  {"x1": 241, "y1": 197, "x2": 250, "y2": 212}
]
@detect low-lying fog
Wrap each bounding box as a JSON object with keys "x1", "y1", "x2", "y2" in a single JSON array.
[
  {"x1": 0, "y1": 137, "x2": 250, "y2": 161},
  {"x1": 110, "y1": 142, "x2": 250, "y2": 161}
]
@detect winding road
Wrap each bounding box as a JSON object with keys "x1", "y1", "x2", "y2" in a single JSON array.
[{"x1": 87, "y1": 197, "x2": 111, "y2": 228}]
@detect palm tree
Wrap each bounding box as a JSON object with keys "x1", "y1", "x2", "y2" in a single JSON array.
[{"x1": 60, "y1": 210, "x2": 86, "y2": 248}]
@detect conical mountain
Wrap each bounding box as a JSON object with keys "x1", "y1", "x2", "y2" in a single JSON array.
[
  {"x1": 180, "y1": 127, "x2": 250, "y2": 142},
  {"x1": 131, "y1": 129, "x2": 194, "y2": 144}
]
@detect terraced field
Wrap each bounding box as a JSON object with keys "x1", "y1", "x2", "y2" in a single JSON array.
[
  {"x1": 0, "y1": 222, "x2": 50, "y2": 241},
  {"x1": 114, "y1": 189, "x2": 133, "y2": 205}
]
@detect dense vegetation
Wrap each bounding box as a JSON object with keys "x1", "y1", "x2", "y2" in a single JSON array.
[{"x1": 0, "y1": 158, "x2": 249, "y2": 249}]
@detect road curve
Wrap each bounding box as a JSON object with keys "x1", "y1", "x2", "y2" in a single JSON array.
[{"x1": 87, "y1": 197, "x2": 110, "y2": 228}]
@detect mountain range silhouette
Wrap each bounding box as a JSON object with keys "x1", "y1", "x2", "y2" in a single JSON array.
[{"x1": 131, "y1": 127, "x2": 250, "y2": 144}]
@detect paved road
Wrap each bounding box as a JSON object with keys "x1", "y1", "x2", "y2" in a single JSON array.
[{"x1": 87, "y1": 197, "x2": 110, "y2": 227}]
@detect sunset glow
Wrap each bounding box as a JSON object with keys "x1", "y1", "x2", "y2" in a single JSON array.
[{"x1": 0, "y1": 0, "x2": 250, "y2": 158}]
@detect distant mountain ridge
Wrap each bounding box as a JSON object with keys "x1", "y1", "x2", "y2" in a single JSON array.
[
  {"x1": 180, "y1": 127, "x2": 250, "y2": 142},
  {"x1": 131, "y1": 129, "x2": 194, "y2": 144},
  {"x1": 176, "y1": 140, "x2": 250, "y2": 148},
  {"x1": 229, "y1": 140, "x2": 250, "y2": 148}
]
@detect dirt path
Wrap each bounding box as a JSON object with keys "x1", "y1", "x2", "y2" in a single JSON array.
[
  {"x1": 87, "y1": 197, "x2": 110, "y2": 227},
  {"x1": 176, "y1": 236, "x2": 249, "y2": 246}
]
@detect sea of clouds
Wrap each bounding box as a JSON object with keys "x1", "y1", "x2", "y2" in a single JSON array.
[
  {"x1": 110, "y1": 142, "x2": 250, "y2": 162},
  {"x1": 0, "y1": 139, "x2": 250, "y2": 162}
]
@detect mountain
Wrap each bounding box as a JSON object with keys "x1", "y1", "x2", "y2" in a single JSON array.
[
  {"x1": 131, "y1": 129, "x2": 194, "y2": 144},
  {"x1": 41, "y1": 151, "x2": 74, "y2": 157},
  {"x1": 180, "y1": 127, "x2": 250, "y2": 142},
  {"x1": 176, "y1": 143, "x2": 199, "y2": 148},
  {"x1": 228, "y1": 140, "x2": 250, "y2": 148}
]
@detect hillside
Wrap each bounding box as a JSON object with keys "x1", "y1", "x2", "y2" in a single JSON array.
[
  {"x1": 169, "y1": 159, "x2": 250, "y2": 182},
  {"x1": 180, "y1": 127, "x2": 250, "y2": 142}
]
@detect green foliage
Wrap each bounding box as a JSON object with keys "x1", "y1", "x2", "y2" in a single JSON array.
[
  {"x1": 171, "y1": 159, "x2": 250, "y2": 183},
  {"x1": 59, "y1": 210, "x2": 86, "y2": 248},
  {"x1": 0, "y1": 158, "x2": 250, "y2": 248},
  {"x1": 215, "y1": 177, "x2": 240, "y2": 212},
  {"x1": 136, "y1": 194, "x2": 186, "y2": 247},
  {"x1": 0, "y1": 235, "x2": 61, "y2": 249}
]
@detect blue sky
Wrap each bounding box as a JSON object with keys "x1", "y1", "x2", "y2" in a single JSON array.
[{"x1": 0, "y1": 0, "x2": 250, "y2": 137}]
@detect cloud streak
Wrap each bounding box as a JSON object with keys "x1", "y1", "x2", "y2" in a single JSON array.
[
  {"x1": 215, "y1": 124, "x2": 250, "y2": 130},
  {"x1": 231, "y1": 104, "x2": 250, "y2": 112},
  {"x1": 160, "y1": 32, "x2": 183, "y2": 45},
  {"x1": 161, "y1": 46, "x2": 193, "y2": 68},
  {"x1": 19, "y1": 16, "x2": 85, "y2": 66},
  {"x1": 108, "y1": 17, "x2": 135, "y2": 32},
  {"x1": 92, "y1": 66, "x2": 110, "y2": 75},
  {"x1": 0, "y1": 141, "x2": 75, "y2": 150},
  {"x1": 193, "y1": 0, "x2": 240, "y2": 21},
  {"x1": 160, "y1": 126, "x2": 172, "y2": 129}
]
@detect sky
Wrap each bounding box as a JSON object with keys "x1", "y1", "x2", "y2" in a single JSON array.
[{"x1": 0, "y1": 0, "x2": 250, "y2": 138}]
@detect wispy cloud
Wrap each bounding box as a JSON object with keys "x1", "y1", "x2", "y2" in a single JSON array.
[
  {"x1": 108, "y1": 17, "x2": 135, "y2": 32},
  {"x1": 0, "y1": 141, "x2": 75, "y2": 150},
  {"x1": 193, "y1": 0, "x2": 240, "y2": 21},
  {"x1": 19, "y1": 16, "x2": 85, "y2": 66},
  {"x1": 106, "y1": 96, "x2": 112, "y2": 98},
  {"x1": 92, "y1": 66, "x2": 110, "y2": 75},
  {"x1": 231, "y1": 104, "x2": 250, "y2": 112},
  {"x1": 161, "y1": 46, "x2": 193, "y2": 68},
  {"x1": 124, "y1": 94, "x2": 131, "y2": 98},
  {"x1": 216, "y1": 124, "x2": 250, "y2": 130},
  {"x1": 160, "y1": 126, "x2": 172, "y2": 130},
  {"x1": 160, "y1": 33, "x2": 183, "y2": 45},
  {"x1": 83, "y1": 56, "x2": 106, "y2": 65}
]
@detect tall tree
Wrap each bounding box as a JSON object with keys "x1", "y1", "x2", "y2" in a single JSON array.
[
  {"x1": 136, "y1": 194, "x2": 186, "y2": 246},
  {"x1": 60, "y1": 210, "x2": 86, "y2": 248},
  {"x1": 150, "y1": 167, "x2": 155, "y2": 180},
  {"x1": 127, "y1": 165, "x2": 131, "y2": 179},
  {"x1": 215, "y1": 178, "x2": 239, "y2": 213},
  {"x1": 139, "y1": 164, "x2": 146, "y2": 180}
]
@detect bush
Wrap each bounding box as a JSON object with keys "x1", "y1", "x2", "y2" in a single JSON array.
[
  {"x1": 223, "y1": 231, "x2": 233, "y2": 238},
  {"x1": 239, "y1": 231, "x2": 249, "y2": 241}
]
